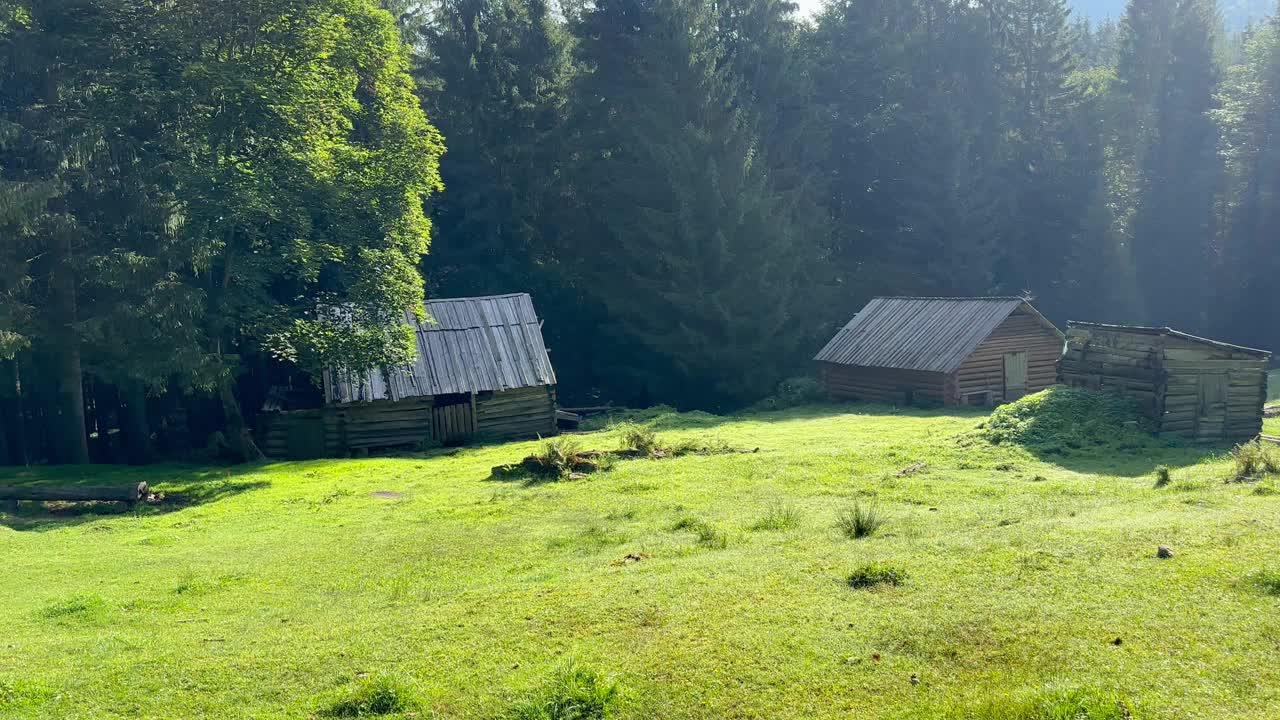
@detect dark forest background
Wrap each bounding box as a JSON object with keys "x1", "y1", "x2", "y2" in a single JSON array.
[{"x1": 3, "y1": 0, "x2": 1280, "y2": 464}]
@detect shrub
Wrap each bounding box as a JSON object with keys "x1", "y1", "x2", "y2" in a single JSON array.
[
  {"x1": 975, "y1": 387, "x2": 1156, "y2": 455},
  {"x1": 835, "y1": 501, "x2": 882, "y2": 540},
  {"x1": 1231, "y1": 440, "x2": 1280, "y2": 481},
  {"x1": 847, "y1": 563, "x2": 906, "y2": 589},
  {"x1": 615, "y1": 422, "x2": 661, "y2": 455},
  {"x1": 751, "y1": 502, "x2": 802, "y2": 532},
  {"x1": 1154, "y1": 465, "x2": 1171, "y2": 488},
  {"x1": 672, "y1": 516, "x2": 728, "y2": 549},
  {"x1": 318, "y1": 674, "x2": 419, "y2": 717},
  {"x1": 505, "y1": 663, "x2": 620, "y2": 720}
]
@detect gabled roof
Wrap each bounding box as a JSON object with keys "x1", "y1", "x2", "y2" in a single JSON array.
[
  {"x1": 325, "y1": 293, "x2": 557, "y2": 404},
  {"x1": 1067, "y1": 321, "x2": 1270, "y2": 359},
  {"x1": 814, "y1": 296, "x2": 1062, "y2": 373}
]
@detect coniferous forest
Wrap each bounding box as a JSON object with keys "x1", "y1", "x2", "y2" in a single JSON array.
[{"x1": 2, "y1": 0, "x2": 1280, "y2": 464}]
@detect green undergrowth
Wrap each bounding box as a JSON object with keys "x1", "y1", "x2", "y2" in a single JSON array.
[{"x1": 974, "y1": 387, "x2": 1162, "y2": 455}]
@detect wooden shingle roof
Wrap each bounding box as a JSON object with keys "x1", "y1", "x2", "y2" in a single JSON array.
[
  {"x1": 814, "y1": 296, "x2": 1061, "y2": 373},
  {"x1": 325, "y1": 293, "x2": 556, "y2": 404},
  {"x1": 1066, "y1": 322, "x2": 1270, "y2": 359}
]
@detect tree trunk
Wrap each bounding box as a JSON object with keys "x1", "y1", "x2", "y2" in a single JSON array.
[
  {"x1": 219, "y1": 375, "x2": 263, "y2": 463},
  {"x1": 118, "y1": 382, "x2": 154, "y2": 465},
  {"x1": 48, "y1": 231, "x2": 89, "y2": 464}
]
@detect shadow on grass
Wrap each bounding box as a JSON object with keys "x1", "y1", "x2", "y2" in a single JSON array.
[{"x1": 0, "y1": 464, "x2": 271, "y2": 532}]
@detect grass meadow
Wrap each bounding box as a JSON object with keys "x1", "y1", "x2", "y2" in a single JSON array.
[{"x1": 3, "y1": 403, "x2": 1280, "y2": 719}]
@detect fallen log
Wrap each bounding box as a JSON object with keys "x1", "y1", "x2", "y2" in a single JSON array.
[{"x1": 0, "y1": 482, "x2": 149, "y2": 511}]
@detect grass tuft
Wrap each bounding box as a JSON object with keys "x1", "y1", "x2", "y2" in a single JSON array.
[
  {"x1": 672, "y1": 516, "x2": 729, "y2": 549},
  {"x1": 1247, "y1": 569, "x2": 1280, "y2": 596},
  {"x1": 533, "y1": 437, "x2": 584, "y2": 479},
  {"x1": 615, "y1": 422, "x2": 661, "y2": 455},
  {"x1": 317, "y1": 674, "x2": 420, "y2": 717},
  {"x1": 1230, "y1": 440, "x2": 1280, "y2": 482},
  {"x1": 751, "y1": 502, "x2": 802, "y2": 532},
  {"x1": 504, "y1": 662, "x2": 621, "y2": 720},
  {"x1": 39, "y1": 594, "x2": 106, "y2": 621},
  {"x1": 835, "y1": 501, "x2": 883, "y2": 539},
  {"x1": 1154, "y1": 465, "x2": 1171, "y2": 488},
  {"x1": 846, "y1": 563, "x2": 906, "y2": 589}
]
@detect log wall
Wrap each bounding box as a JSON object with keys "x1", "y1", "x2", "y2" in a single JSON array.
[
  {"x1": 819, "y1": 363, "x2": 949, "y2": 405},
  {"x1": 951, "y1": 310, "x2": 1063, "y2": 405},
  {"x1": 476, "y1": 386, "x2": 557, "y2": 440},
  {"x1": 258, "y1": 384, "x2": 558, "y2": 457},
  {"x1": 1059, "y1": 326, "x2": 1269, "y2": 442}
]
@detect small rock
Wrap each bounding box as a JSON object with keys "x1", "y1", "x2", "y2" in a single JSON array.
[
  {"x1": 1156, "y1": 545, "x2": 1175, "y2": 559},
  {"x1": 566, "y1": 473, "x2": 590, "y2": 481},
  {"x1": 1111, "y1": 637, "x2": 1123, "y2": 646},
  {"x1": 909, "y1": 673, "x2": 920, "y2": 685}
]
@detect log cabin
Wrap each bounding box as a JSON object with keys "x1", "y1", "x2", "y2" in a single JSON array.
[
  {"x1": 815, "y1": 297, "x2": 1064, "y2": 407},
  {"x1": 259, "y1": 293, "x2": 558, "y2": 458},
  {"x1": 1059, "y1": 322, "x2": 1271, "y2": 442}
]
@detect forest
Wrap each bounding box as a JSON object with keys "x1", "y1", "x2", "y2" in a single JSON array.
[{"x1": 2, "y1": 0, "x2": 1279, "y2": 465}]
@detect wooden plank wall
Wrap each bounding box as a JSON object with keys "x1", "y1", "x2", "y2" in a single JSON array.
[
  {"x1": 1059, "y1": 327, "x2": 1269, "y2": 442},
  {"x1": 951, "y1": 311, "x2": 1063, "y2": 405},
  {"x1": 476, "y1": 386, "x2": 557, "y2": 440},
  {"x1": 337, "y1": 397, "x2": 436, "y2": 450},
  {"x1": 1160, "y1": 337, "x2": 1268, "y2": 442},
  {"x1": 819, "y1": 363, "x2": 949, "y2": 405}
]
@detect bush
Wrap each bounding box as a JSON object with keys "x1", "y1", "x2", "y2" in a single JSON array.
[
  {"x1": 751, "y1": 502, "x2": 802, "y2": 532},
  {"x1": 505, "y1": 663, "x2": 620, "y2": 720},
  {"x1": 1231, "y1": 440, "x2": 1280, "y2": 481},
  {"x1": 846, "y1": 563, "x2": 906, "y2": 589},
  {"x1": 835, "y1": 501, "x2": 882, "y2": 540},
  {"x1": 750, "y1": 376, "x2": 824, "y2": 412},
  {"x1": 975, "y1": 387, "x2": 1157, "y2": 455},
  {"x1": 318, "y1": 674, "x2": 420, "y2": 717},
  {"x1": 1154, "y1": 465, "x2": 1171, "y2": 488}
]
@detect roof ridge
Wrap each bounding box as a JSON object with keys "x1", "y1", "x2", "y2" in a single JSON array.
[{"x1": 870, "y1": 295, "x2": 1027, "y2": 301}]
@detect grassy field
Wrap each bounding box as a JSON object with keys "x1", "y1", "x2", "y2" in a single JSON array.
[{"x1": 3, "y1": 403, "x2": 1280, "y2": 719}]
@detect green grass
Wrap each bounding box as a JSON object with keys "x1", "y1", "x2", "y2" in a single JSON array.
[
  {"x1": 3, "y1": 403, "x2": 1280, "y2": 718},
  {"x1": 1268, "y1": 369, "x2": 1279, "y2": 404}
]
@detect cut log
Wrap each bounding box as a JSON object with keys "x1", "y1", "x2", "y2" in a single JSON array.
[{"x1": 0, "y1": 482, "x2": 148, "y2": 505}]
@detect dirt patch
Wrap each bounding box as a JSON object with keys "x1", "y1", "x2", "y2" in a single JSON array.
[{"x1": 613, "y1": 552, "x2": 650, "y2": 566}]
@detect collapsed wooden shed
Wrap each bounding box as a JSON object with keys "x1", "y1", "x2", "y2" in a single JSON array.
[
  {"x1": 1059, "y1": 322, "x2": 1271, "y2": 442},
  {"x1": 815, "y1": 297, "x2": 1064, "y2": 407},
  {"x1": 259, "y1": 293, "x2": 558, "y2": 458}
]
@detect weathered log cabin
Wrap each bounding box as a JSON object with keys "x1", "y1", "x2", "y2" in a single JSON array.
[
  {"x1": 259, "y1": 293, "x2": 558, "y2": 458},
  {"x1": 815, "y1": 297, "x2": 1064, "y2": 407},
  {"x1": 1059, "y1": 323, "x2": 1271, "y2": 442}
]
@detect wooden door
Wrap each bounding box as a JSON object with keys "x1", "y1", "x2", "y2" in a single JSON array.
[
  {"x1": 1003, "y1": 351, "x2": 1029, "y2": 402},
  {"x1": 431, "y1": 397, "x2": 476, "y2": 444},
  {"x1": 1196, "y1": 373, "x2": 1228, "y2": 439}
]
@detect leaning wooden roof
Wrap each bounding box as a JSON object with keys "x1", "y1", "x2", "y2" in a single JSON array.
[
  {"x1": 325, "y1": 293, "x2": 556, "y2": 404},
  {"x1": 1067, "y1": 322, "x2": 1271, "y2": 359},
  {"x1": 814, "y1": 296, "x2": 1062, "y2": 373}
]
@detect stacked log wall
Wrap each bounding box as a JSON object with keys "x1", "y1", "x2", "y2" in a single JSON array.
[
  {"x1": 476, "y1": 386, "x2": 557, "y2": 440},
  {"x1": 1058, "y1": 328, "x2": 1164, "y2": 418},
  {"x1": 819, "y1": 363, "x2": 949, "y2": 405},
  {"x1": 951, "y1": 311, "x2": 1063, "y2": 405}
]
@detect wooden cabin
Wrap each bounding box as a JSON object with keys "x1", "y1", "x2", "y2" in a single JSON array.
[
  {"x1": 259, "y1": 293, "x2": 558, "y2": 458},
  {"x1": 1059, "y1": 323, "x2": 1271, "y2": 442},
  {"x1": 815, "y1": 297, "x2": 1064, "y2": 407}
]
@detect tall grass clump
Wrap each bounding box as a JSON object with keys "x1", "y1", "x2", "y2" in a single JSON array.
[
  {"x1": 976, "y1": 387, "x2": 1156, "y2": 455},
  {"x1": 1230, "y1": 440, "x2": 1280, "y2": 481},
  {"x1": 1247, "y1": 569, "x2": 1280, "y2": 596},
  {"x1": 504, "y1": 663, "x2": 620, "y2": 720},
  {"x1": 672, "y1": 516, "x2": 729, "y2": 549},
  {"x1": 534, "y1": 437, "x2": 584, "y2": 479},
  {"x1": 751, "y1": 502, "x2": 802, "y2": 532},
  {"x1": 1153, "y1": 465, "x2": 1171, "y2": 488},
  {"x1": 318, "y1": 674, "x2": 420, "y2": 717},
  {"x1": 835, "y1": 501, "x2": 882, "y2": 539},
  {"x1": 615, "y1": 422, "x2": 661, "y2": 455}
]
